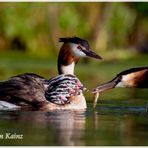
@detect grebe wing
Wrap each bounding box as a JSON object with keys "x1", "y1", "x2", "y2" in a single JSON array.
[
  {"x1": 0, "y1": 73, "x2": 48, "y2": 106},
  {"x1": 45, "y1": 74, "x2": 86, "y2": 105}
]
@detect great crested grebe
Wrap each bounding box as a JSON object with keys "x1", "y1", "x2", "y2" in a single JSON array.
[
  {"x1": 93, "y1": 66, "x2": 148, "y2": 94},
  {"x1": 0, "y1": 37, "x2": 102, "y2": 111}
]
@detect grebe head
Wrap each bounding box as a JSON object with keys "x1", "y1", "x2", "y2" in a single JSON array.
[
  {"x1": 58, "y1": 37, "x2": 102, "y2": 74},
  {"x1": 93, "y1": 67, "x2": 148, "y2": 93}
]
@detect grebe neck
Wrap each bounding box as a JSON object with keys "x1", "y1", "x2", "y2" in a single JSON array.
[{"x1": 58, "y1": 43, "x2": 79, "y2": 75}]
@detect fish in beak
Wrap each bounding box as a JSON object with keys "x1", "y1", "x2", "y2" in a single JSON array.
[{"x1": 92, "y1": 77, "x2": 120, "y2": 108}]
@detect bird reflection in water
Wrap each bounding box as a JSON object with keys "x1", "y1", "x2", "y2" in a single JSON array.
[
  {"x1": 5, "y1": 110, "x2": 86, "y2": 146},
  {"x1": 47, "y1": 110, "x2": 86, "y2": 145}
]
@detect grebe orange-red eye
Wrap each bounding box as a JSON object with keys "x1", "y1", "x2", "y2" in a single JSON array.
[{"x1": 77, "y1": 45, "x2": 82, "y2": 50}]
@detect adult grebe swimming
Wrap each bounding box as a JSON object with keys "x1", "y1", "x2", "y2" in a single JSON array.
[{"x1": 0, "y1": 37, "x2": 102, "y2": 110}]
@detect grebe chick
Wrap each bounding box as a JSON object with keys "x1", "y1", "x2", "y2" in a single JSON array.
[{"x1": 45, "y1": 74, "x2": 86, "y2": 105}]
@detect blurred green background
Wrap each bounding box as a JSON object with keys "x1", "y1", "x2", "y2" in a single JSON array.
[
  {"x1": 0, "y1": 2, "x2": 148, "y2": 93},
  {"x1": 0, "y1": 3, "x2": 148, "y2": 146},
  {"x1": 1, "y1": 2, "x2": 148, "y2": 55}
]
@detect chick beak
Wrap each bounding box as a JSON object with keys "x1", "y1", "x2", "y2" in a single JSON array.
[{"x1": 82, "y1": 48, "x2": 102, "y2": 60}]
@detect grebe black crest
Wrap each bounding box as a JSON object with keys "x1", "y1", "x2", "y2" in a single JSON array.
[{"x1": 59, "y1": 37, "x2": 90, "y2": 49}]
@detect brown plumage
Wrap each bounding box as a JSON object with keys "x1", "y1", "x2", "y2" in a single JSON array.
[
  {"x1": 0, "y1": 74, "x2": 46, "y2": 107},
  {"x1": 58, "y1": 43, "x2": 79, "y2": 74}
]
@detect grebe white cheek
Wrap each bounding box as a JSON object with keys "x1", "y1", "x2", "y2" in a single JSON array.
[{"x1": 70, "y1": 43, "x2": 86, "y2": 57}]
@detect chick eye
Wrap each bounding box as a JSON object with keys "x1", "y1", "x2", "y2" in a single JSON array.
[{"x1": 77, "y1": 46, "x2": 82, "y2": 50}]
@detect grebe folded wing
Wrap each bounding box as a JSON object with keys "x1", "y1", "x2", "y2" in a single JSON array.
[{"x1": 0, "y1": 73, "x2": 48, "y2": 107}]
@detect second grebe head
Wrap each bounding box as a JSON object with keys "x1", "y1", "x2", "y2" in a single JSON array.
[
  {"x1": 93, "y1": 67, "x2": 148, "y2": 94},
  {"x1": 58, "y1": 37, "x2": 102, "y2": 74}
]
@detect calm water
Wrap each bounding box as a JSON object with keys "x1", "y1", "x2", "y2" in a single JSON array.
[{"x1": 0, "y1": 89, "x2": 148, "y2": 146}]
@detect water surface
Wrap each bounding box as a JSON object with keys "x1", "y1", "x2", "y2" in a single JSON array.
[{"x1": 0, "y1": 89, "x2": 148, "y2": 146}]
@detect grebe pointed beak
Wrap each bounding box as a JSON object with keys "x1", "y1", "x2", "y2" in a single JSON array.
[
  {"x1": 92, "y1": 80, "x2": 117, "y2": 93},
  {"x1": 92, "y1": 75, "x2": 122, "y2": 93},
  {"x1": 82, "y1": 48, "x2": 102, "y2": 60}
]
